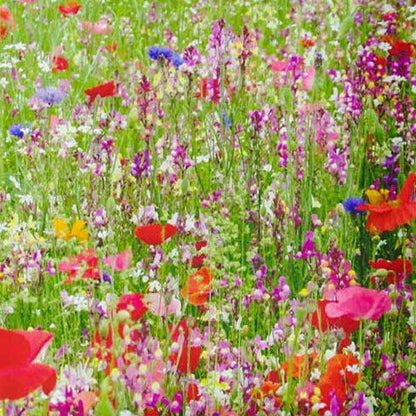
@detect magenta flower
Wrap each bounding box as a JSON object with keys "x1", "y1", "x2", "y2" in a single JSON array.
[{"x1": 325, "y1": 286, "x2": 392, "y2": 321}]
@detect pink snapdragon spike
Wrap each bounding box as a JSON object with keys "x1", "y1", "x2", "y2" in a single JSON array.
[
  {"x1": 301, "y1": 65, "x2": 315, "y2": 91},
  {"x1": 325, "y1": 286, "x2": 392, "y2": 321},
  {"x1": 103, "y1": 249, "x2": 133, "y2": 271}
]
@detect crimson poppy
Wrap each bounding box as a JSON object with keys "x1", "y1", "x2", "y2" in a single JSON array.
[
  {"x1": 369, "y1": 258, "x2": 412, "y2": 285},
  {"x1": 169, "y1": 319, "x2": 201, "y2": 373},
  {"x1": 357, "y1": 172, "x2": 416, "y2": 234},
  {"x1": 57, "y1": 1, "x2": 81, "y2": 17},
  {"x1": 310, "y1": 300, "x2": 360, "y2": 334},
  {"x1": 134, "y1": 223, "x2": 177, "y2": 245},
  {"x1": 52, "y1": 55, "x2": 69, "y2": 72},
  {"x1": 116, "y1": 293, "x2": 147, "y2": 321},
  {"x1": 85, "y1": 81, "x2": 116, "y2": 104},
  {"x1": 0, "y1": 329, "x2": 56, "y2": 400}
]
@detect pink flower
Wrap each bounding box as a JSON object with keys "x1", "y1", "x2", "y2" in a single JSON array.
[
  {"x1": 326, "y1": 286, "x2": 392, "y2": 321},
  {"x1": 301, "y1": 65, "x2": 315, "y2": 91},
  {"x1": 82, "y1": 19, "x2": 112, "y2": 35},
  {"x1": 144, "y1": 294, "x2": 181, "y2": 317},
  {"x1": 103, "y1": 249, "x2": 133, "y2": 271}
]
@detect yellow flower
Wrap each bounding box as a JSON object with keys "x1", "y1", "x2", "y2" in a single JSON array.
[
  {"x1": 53, "y1": 219, "x2": 89, "y2": 242},
  {"x1": 365, "y1": 189, "x2": 389, "y2": 205}
]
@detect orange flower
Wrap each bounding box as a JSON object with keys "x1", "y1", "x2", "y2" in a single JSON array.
[
  {"x1": 180, "y1": 267, "x2": 213, "y2": 306},
  {"x1": 318, "y1": 354, "x2": 360, "y2": 413},
  {"x1": 134, "y1": 223, "x2": 177, "y2": 245},
  {"x1": 57, "y1": 2, "x2": 81, "y2": 17},
  {"x1": 280, "y1": 353, "x2": 319, "y2": 380},
  {"x1": 357, "y1": 173, "x2": 416, "y2": 234}
]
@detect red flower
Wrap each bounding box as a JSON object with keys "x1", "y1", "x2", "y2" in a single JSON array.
[
  {"x1": 57, "y1": 2, "x2": 81, "y2": 17},
  {"x1": 369, "y1": 258, "x2": 412, "y2": 285},
  {"x1": 85, "y1": 81, "x2": 116, "y2": 104},
  {"x1": 116, "y1": 293, "x2": 147, "y2": 321},
  {"x1": 169, "y1": 319, "x2": 201, "y2": 373},
  {"x1": 134, "y1": 223, "x2": 177, "y2": 245},
  {"x1": 0, "y1": 329, "x2": 56, "y2": 400},
  {"x1": 52, "y1": 55, "x2": 69, "y2": 72},
  {"x1": 192, "y1": 241, "x2": 207, "y2": 268},
  {"x1": 58, "y1": 249, "x2": 100, "y2": 283},
  {"x1": 310, "y1": 300, "x2": 360, "y2": 334},
  {"x1": 357, "y1": 173, "x2": 416, "y2": 234},
  {"x1": 325, "y1": 286, "x2": 392, "y2": 321}
]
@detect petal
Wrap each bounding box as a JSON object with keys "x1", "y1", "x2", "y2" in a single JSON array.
[
  {"x1": 397, "y1": 172, "x2": 416, "y2": 202},
  {"x1": 15, "y1": 330, "x2": 54, "y2": 363},
  {"x1": 0, "y1": 330, "x2": 30, "y2": 367},
  {"x1": 70, "y1": 220, "x2": 88, "y2": 242},
  {"x1": 0, "y1": 364, "x2": 56, "y2": 400},
  {"x1": 53, "y1": 218, "x2": 70, "y2": 240}
]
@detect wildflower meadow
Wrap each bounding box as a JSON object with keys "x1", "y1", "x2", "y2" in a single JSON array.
[{"x1": 1, "y1": 0, "x2": 416, "y2": 415}]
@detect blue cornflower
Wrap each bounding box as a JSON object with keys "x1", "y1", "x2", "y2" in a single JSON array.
[
  {"x1": 221, "y1": 109, "x2": 232, "y2": 129},
  {"x1": 171, "y1": 53, "x2": 185, "y2": 69},
  {"x1": 9, "y1": 124, "x2": 26, "y2": 138},
  {"x1": 343, "y1": 197, "x2": 365, "y2": 215},
  {"x1": 148, "y1": 46, "x2": 173, "y2": 61},
  {"x1": 36, "y1": 87, "x2": 64, "y2": 106}
]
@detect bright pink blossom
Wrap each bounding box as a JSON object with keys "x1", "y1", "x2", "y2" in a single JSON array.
[
  {"x1": 103, "y1": 249, "x2": 133, "y2": 271},
  {"x1": 326, "y1": 286, "x2": 392, "y2": 321}
]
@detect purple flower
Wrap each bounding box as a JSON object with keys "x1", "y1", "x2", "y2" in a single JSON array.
[{"x1": 35, "y1": 87, "x2": 64, "y2": 106}]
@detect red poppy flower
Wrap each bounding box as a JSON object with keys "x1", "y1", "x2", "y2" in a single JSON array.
[
  {"x1": 369, "y1": 258, "x2": 412, "y2": 285},
  {"x1": 58, "y1": 249, "x2": 100, "y2": 283},
  {"x1": 0, "y1": 329, "x2": 56, "y2": 400},
  {"x1": 357, "y1": 173, "x2": 416, "y2": 234},
  {"x1": 116, "y1": 293, "x2": 147, "y2": 321},
  {"x1": 52, "y1": 55, "x2": 69, "y2": 72},
  {"x1": 134, "y1": 223, "x2": 177, "y2": 245},
  {"x1": 85, "y1": 81, "x2": 116, "y2": 104},
  {"x1": 310, "y1": 300, "x2": 360, "y2": 334},
  {"x1": 57, "y1": 2, "x2": 81, "y2": 17},
  {"x1": 180, "y1": 267, "x2": 213, "y2": 306},
  {"x1": 192, "y1": 241, "x2": 207, "y2": 268},
  {"x1": 169, "y1": 319, "x2": 201, "y2": 373}
]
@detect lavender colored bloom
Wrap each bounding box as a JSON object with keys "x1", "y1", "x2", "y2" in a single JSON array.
[
  {"x1": 343, "y1": 197, "x2": 365, "y2": 215},
  {"x1": 35, "y1": 87, "x2": 64, "y2": 106}
]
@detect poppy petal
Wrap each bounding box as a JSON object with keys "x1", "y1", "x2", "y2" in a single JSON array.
[{"x1": 0, "y1": 364, "x2": 56, "y2": 400}]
